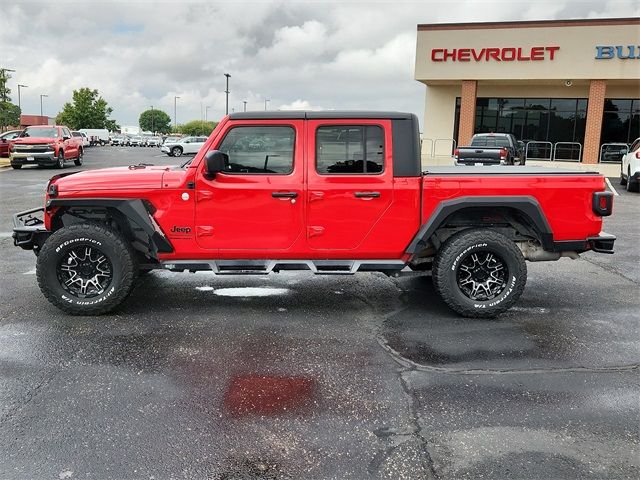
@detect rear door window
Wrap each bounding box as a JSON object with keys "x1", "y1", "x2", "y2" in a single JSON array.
[{"x1": 316, "y1": 125, "x2": 384, "y2": 174}]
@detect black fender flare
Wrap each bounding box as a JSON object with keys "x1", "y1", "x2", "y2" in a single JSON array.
[
  {"x1": 405, "y1": 195, "x2": 554, "y2": 254},
  {"x1": 47, "y1": 198, "x2": 173, "y2": 254}
]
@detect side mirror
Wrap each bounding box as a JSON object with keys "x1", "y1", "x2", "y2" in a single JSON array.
[
  {"x1": 204, "y1": 150, "x2": 228, "y2": 177},
  {"x1": 0, "y1": 138, "x2": 6, "y2": 143},
  {"x1": 63, "y1": 135, "x2": 71, "y2": 140}
]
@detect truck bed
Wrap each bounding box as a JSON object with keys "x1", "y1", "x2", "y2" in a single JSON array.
[{"x1": 423, "y1": 166, "x2": 599, "y2": 175}]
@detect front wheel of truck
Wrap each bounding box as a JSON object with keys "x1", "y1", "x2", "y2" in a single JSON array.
[
  {"x1": 432, "y1": 229, "x2": 527, "y2": 318},
  {"x1": 36, "y1": 223, "x2": 137, "y2": 315}
]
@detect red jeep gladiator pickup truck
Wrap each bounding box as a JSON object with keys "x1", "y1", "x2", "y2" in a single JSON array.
[
  {"x1": 9, "y1": 125, "x2": 84, "y2": 169},
  {"x1": 13, "y1": 111, "x2": 615, "y2": 318}
]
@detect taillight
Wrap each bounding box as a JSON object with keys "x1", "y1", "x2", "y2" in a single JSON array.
[
  {"x1": 453, "y1": 148, "x2": 459, "y2": 159},
  {"x1": 635, "y1": 151, "x2": 640, "y2": 159},
  {"x1": 499, "y1": 148, "x2": 508, "y2": 159},
  {"x1": 592, "y1": 191, "x2": 613, "y2": 217}
]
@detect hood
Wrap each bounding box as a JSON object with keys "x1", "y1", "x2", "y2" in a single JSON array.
[
  {"x1": 12, "y1": 137, "x2": 56, "y2": 144},
  {"x1": 52, "y1": 165, "x2": 170, "y2": 192}
]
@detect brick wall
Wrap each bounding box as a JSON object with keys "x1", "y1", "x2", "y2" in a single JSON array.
[
  {"x1": 458, "y1": 80, "x2": 477, "y2": 147},
  {"x1": 583, "y1": 80, "x2": 607, "y2": 164}
]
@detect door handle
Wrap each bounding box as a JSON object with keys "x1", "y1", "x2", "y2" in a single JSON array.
[
  {"x1": 272, "y1": 191, "x2": 298, "y2": 198},
  {"x1": 354, "y1": 191, "x2": 381, "y2": 198}
]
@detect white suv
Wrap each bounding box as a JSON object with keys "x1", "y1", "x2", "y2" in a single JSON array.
[
  {"x1": 161, "y1": 136, "x2": 207, "y2": 157},
  {"x1": 620, "y1": 138, "x2": 639, "y2": 192}
]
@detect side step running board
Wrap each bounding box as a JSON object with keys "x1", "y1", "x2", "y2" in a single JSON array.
[{"x1": 160, "y1": 259, "x2": 406, "y2": 275}]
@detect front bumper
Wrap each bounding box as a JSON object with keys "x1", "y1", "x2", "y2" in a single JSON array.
[
  {"x1": 161, "y1": 146, "x2": 170, "y2": 153},
  {"x1": 10, "y1": 151, "x2": 57, "y2": 165},
  {"x1": 13, "y1": 207, "x2": 50, "y2": 252}
]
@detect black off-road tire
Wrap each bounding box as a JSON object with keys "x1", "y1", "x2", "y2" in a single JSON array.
[
  {"x1": 432, "y1": 229, "x2": 527, "y2": 318},
  {"x1": 36, "y1": 223, "x2": 137, "y2": 315}
]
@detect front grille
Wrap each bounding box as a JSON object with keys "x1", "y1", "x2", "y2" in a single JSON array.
[{"x1": 15, "y1": 144, "x2": 51, "y2": 153}]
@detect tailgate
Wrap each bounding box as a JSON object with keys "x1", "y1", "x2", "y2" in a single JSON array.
[{"x1": 455, "y1": 147, "x2": 503, "y2": 164}]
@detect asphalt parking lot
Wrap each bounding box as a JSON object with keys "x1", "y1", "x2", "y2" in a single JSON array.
[{"x1": 0, "y1": 147, "x2": 638, "y2": 479}]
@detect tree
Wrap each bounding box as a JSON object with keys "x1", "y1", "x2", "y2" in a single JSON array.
[
  {"x1": 55, "y1": 88, "x2": 118, "y2": 130},
  {"x1": 0, "y1": 102, "x2": 20, "y2": 129},
  {"x1": 179, "y1": 120, "x2": 218, "y2": 136},
  {"x1": 0, "y1": 69, "x2": 12, "y2": 103},
  {"x1": 139, "y1": 109, "x2": 171, "y2": 134},
  {"x1": 0, "y1": 69, "x2": 19, "y2": 130}
]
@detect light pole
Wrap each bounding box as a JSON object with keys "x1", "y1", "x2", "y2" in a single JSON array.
[
  {"x1": 205, "y1": 105, "x2": 210, "y2": 121},
  {"x1": 150, "y1": 105, "x2": 154, "y2": 133},
  {"x1": 224, "y1": 73, "x2": 231, "y2": 115},
  {"x1": 40, "y1": 94, "x2": 48, "y2": 117},
  {"x1": 243, "y1": 101, "x2": 247, "y2": 112},
  {"x1": 174, "y1": 96, "x2": 180, "y2": 129},
  {"x1": 264, "y1": 99, "x2": 270, "y2": 111},
  {"x1": 18, "y1": 84, "x2": 28, "y2": 111}
]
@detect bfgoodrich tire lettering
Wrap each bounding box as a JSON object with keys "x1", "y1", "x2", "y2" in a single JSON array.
[
  {"x1": 433, "y1": 229, "x2": 527, "y2": 318},
  {"x1": 36, "y1": 223, "x2": 137, "y2": 315}
]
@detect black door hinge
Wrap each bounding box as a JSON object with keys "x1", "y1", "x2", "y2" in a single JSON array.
[{"x1": 187, "y1": 181, "x2": 195, "y2": 189}]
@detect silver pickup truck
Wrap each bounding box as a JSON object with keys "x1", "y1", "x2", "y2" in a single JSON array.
[{"x1": 454, "y1": 133, "x2": 525, "y2": 166}]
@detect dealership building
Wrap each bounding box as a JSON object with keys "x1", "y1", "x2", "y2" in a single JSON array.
[{"x1": 415, "y1": 18, "x2": 640, "y2": 163}]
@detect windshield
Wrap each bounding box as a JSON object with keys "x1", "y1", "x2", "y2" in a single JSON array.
[{"x1": 21, "y1": 127, "x2": 58, "y2": 138}]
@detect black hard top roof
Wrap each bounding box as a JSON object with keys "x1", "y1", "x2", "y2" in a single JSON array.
[{"x1": 228, "y1": 111, "x2": 415, "y2": 120}]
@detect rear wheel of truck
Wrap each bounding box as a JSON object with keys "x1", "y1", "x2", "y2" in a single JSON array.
[
  {"x1": 36, "y1": 223, "x2": 137, "y2": 315},
  {"x1": 432, "y1": 229, "x2": 527, "y2": 318},
  {"x1": 74, "y1": 148, "x2": 83, "y2": 166}
]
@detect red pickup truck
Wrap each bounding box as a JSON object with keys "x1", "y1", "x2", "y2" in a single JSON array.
[
  {"x1": 9, "y1": 125, "x2": 84, "y2": 169},
  {"x1": 13, "y1": 111, "x2": 614, "y2": 318}
]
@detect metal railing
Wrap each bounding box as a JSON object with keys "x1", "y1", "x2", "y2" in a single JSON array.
[
  {"x1": 599, "y1": 143, "x2": 629, "y2": 163},
  {"x1": 432, "y1": 138, "x2": 456, "y2": 157},
  {"x1": 524, "y1": 141, "x2": 553, "y2": 161},
  {"x1": 552, "y1": 142, "x2": 582, "y2": 162},
  {"x1": 420, "y1": 138, "x2": 433, "y2": 157}
]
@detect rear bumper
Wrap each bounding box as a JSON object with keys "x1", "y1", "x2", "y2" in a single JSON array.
[
  {"x1": 587, "y1": 232, "x2": 616, "y2": 254},
  {"x1": 12, "y1": 207, "x2": 50, "y2": 252},
  {"x1": 552, "y1": 232, "x2": 616, "y2": 254},
  {"x1": 455, "y1": 159, "x2": 506, "y2": 166}
]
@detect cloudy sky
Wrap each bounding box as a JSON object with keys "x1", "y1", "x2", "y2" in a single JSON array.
[{"x1": 1, "y1": 0, "x2": 638, "y2": 128}]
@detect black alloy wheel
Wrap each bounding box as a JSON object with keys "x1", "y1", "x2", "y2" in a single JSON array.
[
  {"x1": 456, "y1": 251, "x2": 508, "y2": 301},
  {"x1": 57, "y1": 245, "x2": 113, "y2": 298}
]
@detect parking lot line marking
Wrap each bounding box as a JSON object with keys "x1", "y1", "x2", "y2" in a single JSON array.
[{"x1": 605, "y1": 177, "x2": 619, "y2": 196}]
